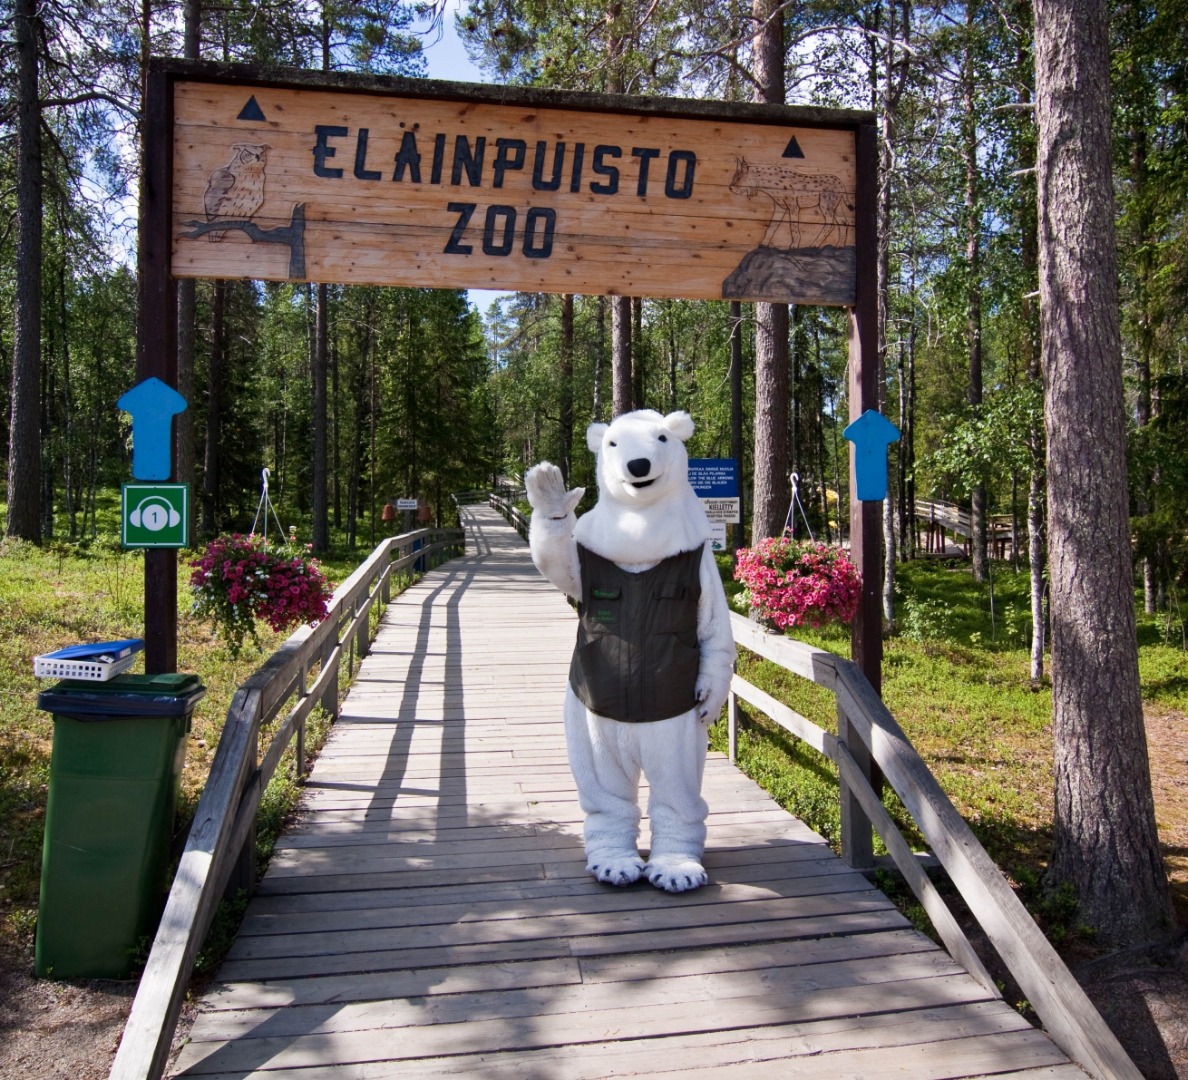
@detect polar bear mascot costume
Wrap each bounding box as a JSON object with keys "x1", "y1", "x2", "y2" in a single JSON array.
[{"x1": 525, "y1": 409, "x2": 736, "y2": 893}]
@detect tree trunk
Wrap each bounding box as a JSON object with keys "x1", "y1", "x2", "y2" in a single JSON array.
[
  {"x1": 1033, "y1": 0, "x2": 1172, "y2": 943},
  {"x1": 560, "y1": 294, "x2": 574, "y2": 485},
  {"x1": 631, "y1": 296, "x2": 645, "y2": 409},
  {"x1": 1009, "y1": 0, "x2": 1046, "y2": 685},
  {"x1": 312, "y1": 282, "x2": 330, "y2": 552},
  {"x1": 749, "y1": 0, "x2": 789, "y2": 543},
  {"x1": 667, "y1": 301, "x2": 678, "y2": 410},
  {"x1": 730, "y1": 302, "x2": 745, "y2": 553},
  {"x1": 176, "y1": 281, "x2": 197, "y2": 545},
  {"x1": 964, "y1": 6, "x2": 988, "y2": 583},
  {"x1": 201, "y1": 281, "x2": 226, "y2": 536},
  {"x1": 175, "y1": 0, "x2": 201, "y2": 546},
  {"x1": 7, "y1": 0, "x2": 43, "y2": 542},
  {"x1": 611, "y1": 296, "x2": 632, "y2": 416},
  {"x1": 877, "y1": 30, "x2": 895, "y2": 627},
  {"x1": 593, "y1": 295, "x2": 605, "y2": 422}
]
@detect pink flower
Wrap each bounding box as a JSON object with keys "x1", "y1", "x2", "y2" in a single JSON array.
[{"x1": 734, "y1": 534, "x2": 861, "y2": 629}]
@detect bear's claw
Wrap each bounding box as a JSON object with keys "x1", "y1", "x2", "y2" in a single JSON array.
[
  {"x1": 587, "y1": 853, "x2": 646, "y2": 887},
  {"x1": 645, "y1": 854, "x2": 708, "y2": 893}
]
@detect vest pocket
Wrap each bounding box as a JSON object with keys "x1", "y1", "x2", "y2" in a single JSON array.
[
  {"x1": 653, "y1": 586, "x2": 697, "y2": 638},
  {"x1": 573, "y1": 635, "x2": 626, "y2": 719}
]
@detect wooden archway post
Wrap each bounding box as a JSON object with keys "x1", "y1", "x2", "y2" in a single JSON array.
[
  {"x1": 841, "y1": 119, "x2": 881, "y2": 868},
  {"x1": 138, "y1": 65, "x2": 179, "y2": 674}
]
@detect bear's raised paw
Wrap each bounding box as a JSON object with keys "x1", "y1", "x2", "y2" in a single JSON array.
[
  {"x1": 587, "y1": 852, "x2": 646, "y2": 887},
  {"x1": 645, "y1": 854, "x2": 708, "y2": 893}
]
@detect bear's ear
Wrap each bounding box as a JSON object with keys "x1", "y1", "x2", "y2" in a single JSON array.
[
  {"x1": 587, "y1": 422, "x2": 609, "y2": 454},
  {"x1": 662, "y1": 411, "x2": 695, "y2": 442}
]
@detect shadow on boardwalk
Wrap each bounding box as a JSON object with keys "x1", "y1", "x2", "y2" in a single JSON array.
[{"x1": 171, "y1": 506, "x2": 1082, "y2": 1079}]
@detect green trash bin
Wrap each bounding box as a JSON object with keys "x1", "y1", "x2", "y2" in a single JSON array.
[{"x1": 35, "y1": 673, "x2": 205, "y2": 979}]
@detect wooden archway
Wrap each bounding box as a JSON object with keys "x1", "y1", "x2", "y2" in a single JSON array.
[{"x1": 138, "y1": 59, "x2": 880, "y2": 700}]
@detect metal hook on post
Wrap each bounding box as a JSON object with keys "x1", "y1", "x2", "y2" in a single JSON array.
[
  {"x1": 785, "y1": 471, "x2": 815, "y2": 543},
  {"x1": 251, "y1": 466, "x2": 287, "y2": 543}
]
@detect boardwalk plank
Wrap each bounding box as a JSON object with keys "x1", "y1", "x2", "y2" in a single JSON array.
[
  {"x1": 178, "y1": 1002, "x2": 1042, "y2": 1078},
  {"x1": 203, "y1": 928, "x2": 939, "y2": 1011},
  {"x1": 175, "y1": 974, "x2": 997, "y2": 1073},
  {"x1": 171, "y1": 506, "x2": 1083, "y2": 1079}
]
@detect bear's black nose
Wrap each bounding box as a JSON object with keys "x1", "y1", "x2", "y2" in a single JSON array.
[{"x1": 627, "y1": 458, "x2": 651, "y2": 478}]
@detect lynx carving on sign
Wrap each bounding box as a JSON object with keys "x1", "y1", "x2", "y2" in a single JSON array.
[{"x1": 728, "y1": 157, "x2": 853, "y2": 250}]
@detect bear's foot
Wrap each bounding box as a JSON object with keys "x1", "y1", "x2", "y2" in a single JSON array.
[
  {"x1": 645, "y1": 854, "x2": 708, "y2": 893},
  {"x1": 587, "y1": 851, "x2": 645, "y2": 887}
]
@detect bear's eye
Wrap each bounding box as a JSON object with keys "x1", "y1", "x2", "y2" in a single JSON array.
[
  {"x1": 658, "y1": 434, "x2": 668, "y2": 442},
  {"x1": 608, "y1": 441, "x2": 616, "y2": 447}
]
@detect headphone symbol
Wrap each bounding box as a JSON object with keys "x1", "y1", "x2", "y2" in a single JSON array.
[{"x1": 130, "y1": 496, "x2": 181, "y2": 531}]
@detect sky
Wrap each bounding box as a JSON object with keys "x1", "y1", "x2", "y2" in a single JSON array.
[{"x1": 414, "y1": 2, "x2": 513, "y2": 319}]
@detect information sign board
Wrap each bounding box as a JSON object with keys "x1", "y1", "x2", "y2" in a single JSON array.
[{"x1": 688, "y1": 459, "x2": 740, "y2": 524}]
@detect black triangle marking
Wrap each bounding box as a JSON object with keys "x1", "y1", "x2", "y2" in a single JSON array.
[
  {"x1": 237, "y1": 96, "x2": 266, "y2": 122},
  {"x1": 782, "y1": 136, "x2": 805, "y2": 158}
]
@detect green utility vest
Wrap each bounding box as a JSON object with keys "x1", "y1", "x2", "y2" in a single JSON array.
[{"x1": 569, "y1": 543, "x2": 703, "y2": 722}]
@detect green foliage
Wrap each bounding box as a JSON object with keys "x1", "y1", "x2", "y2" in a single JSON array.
[
  {"x1": 1131, "y1": 371, "x2": 1188, "y2": 595},
  {"x1": 898, "y1": 594, "x2": 957, "y2": 644},
  {"x1": 709, "y1": 708, "x2": 843, "y2": 850},
  {"x1": 926, "y1": 383, "x2": 1043, "y2": 501},
  {"x1": 0, "y1": 537, "x2": 396, "y2": 968}
]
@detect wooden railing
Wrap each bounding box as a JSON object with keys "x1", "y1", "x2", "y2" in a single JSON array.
[
  {"x1": 728, "y1": 612, "x2": 1140, "y2": 1080},
  {"x1": 914, "y1": 497, "x2": 1014, "y2": 557},
  {"x1": 488, "y1": 490, "x2": 528, "y2": 540},
  {"x1": 109, "y1": 527, "x2": 464, "y2": 1080}
]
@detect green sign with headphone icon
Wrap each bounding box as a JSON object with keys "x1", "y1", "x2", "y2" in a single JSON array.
[{"x1": 121, "y1": 484, "x2": 189, "y2": 548}]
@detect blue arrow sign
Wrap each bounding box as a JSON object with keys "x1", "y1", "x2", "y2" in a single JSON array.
[
  {"x1": 843, "y1": 409, "x2": 901, "y2": 501},
  {"x1": 117, "y1": 378, "x2": 188, "y2": 481}
]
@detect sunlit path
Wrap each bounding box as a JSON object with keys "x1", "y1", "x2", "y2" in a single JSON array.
[{"x1": 172, "y1": 505, "x2": 1082, "y2": 1079}]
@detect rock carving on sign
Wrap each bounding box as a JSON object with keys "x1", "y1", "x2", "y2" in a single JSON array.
[{"x1": 722, "y1": 155, "x2": 857, "y2": 306}]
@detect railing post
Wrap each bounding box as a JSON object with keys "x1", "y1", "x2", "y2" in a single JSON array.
[
  {"x1": 354, "y1": 590, "x2": 370, "y2": 663},
  {"x1": 727, "y1": 689, "x2": 739, "y2": 763},
  {"x1": 296, "y1": 658, "x2": 308, "y2": 781},
  {"x1": 380, "y1": 541, "x2": 393, "y2": 604},
  {"x1": 223, "y1": 728, "x2": 258, "y2": 900},
  {"x1": 319, "y1": 621, "x2": 339, "y2": 721},
  {"x1": 837, "y1": 702, "x2": 874, "y2": 869}
]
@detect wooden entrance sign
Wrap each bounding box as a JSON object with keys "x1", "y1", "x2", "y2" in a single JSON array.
[
  {"x1": 141, "y1": 62, "x2": 880, "y2": 742},
  {"x1": 167, "y1": 65, "x2": 862, "y2": 307}
]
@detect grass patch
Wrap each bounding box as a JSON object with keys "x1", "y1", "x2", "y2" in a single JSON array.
[{"x1": 0, "y1": 529, "x2": 411, "y2": 967}]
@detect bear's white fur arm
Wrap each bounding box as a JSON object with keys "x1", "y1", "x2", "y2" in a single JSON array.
[
  {"x1": 525, "y1": 462, "x2": 583, "y2": 601},
  {"x1": 695, "y1": 543, "x2": 736, "y2": 723}
]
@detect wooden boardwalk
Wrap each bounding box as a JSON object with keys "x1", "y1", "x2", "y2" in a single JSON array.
[{"x1": 173, "y1": 505, "x2": 1084, "y2": 1079}]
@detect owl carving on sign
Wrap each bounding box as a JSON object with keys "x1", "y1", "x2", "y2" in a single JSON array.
[{"x1": 203, "y1": 143, "x2": 270, "y2": 241}]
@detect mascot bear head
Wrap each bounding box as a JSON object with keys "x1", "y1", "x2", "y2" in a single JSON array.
[
  {"x1": 586, "y1": 409, "x2": 696, "y2": 510},
  {"x1": 575, "y1": 409, "x2": 710, "y2": 565}
]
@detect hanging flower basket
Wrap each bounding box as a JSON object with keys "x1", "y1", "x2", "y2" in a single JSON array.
[
  {"x1": 189, "y1": 533, "x2": 333, "y2": 658},
  {"x1": 734, "y1": 535, "x2": 862, "y2": 632}
]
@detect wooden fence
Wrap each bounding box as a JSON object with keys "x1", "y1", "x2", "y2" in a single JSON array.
[
  {"x1": 727, "y1": 615, "x2": 1140, "y2": 1080},
  {"x1": 109, "y1": 527, "x2": 464, "y2": 1080}
]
